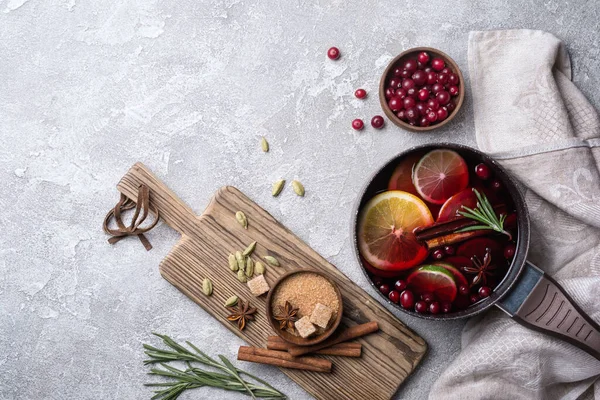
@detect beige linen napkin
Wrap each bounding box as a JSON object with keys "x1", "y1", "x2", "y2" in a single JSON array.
[{"x1": 429, "y1": 30, "x2": 600, "y2": 400}]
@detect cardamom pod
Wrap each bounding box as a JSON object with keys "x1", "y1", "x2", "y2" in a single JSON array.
[
  {"x1": 224, "y1": 295, "x2": 238, "y2": 307},
  {"x1": 271, "y1": 179, "x2": 285, "y2": 197},
  {"x1": 235, "y1": 211, "x2": 248, "y2": 229},
  {"x1": 291, "y1": 180, "x2": 305, "y2": 197},
  {"x1": 245, "y1": 258, "x2": 254, "y2": 277},
  {"x1": 228, "y1": 254, "x2": 238, "y2": 271},
  {"x1": 242, "y1": 241, "x2": 257, "y2": 257},
  {"x1": 255, "y1": 261, "x2": 265, "y2": 275},
  {"x1": 202, "y1": 278, "x2": 213, "y2": 296},
  {"x1": 261, "y1": 137, "x2": 269, "y2": 152},
  {"x1": 237, "y1": 269, "x2": 247, "y2": 283},
  {"x1": 264, "y1": 255, "x2": 280, "y2": 267}
]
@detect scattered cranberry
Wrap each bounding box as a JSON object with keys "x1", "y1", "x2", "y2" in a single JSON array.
[
  {"x1": 388, "y1": 97, "x2": 403, "y2": 112},
  {"x1": 402, "y1": 78, "x2": 416, "y2": 90},
  {"x1": 426, "y1": 110, "x2": 438, "y2": 123},
  {"x1": 448, "y1": 73, "x2": 459, "y2": 85},
  {"x1": 421, "y1": 292, "x2": 436, "y2": 303},
  {"x1": 415, "y1": 300, "x2": 428, "y2": 313},
  {"x1": 437, "y1": 90, "x2": 450, "y2": 105},
  {"x1": 400, "y1": 290, "x2": 415, "y2": 309},
  {"x1": 405, "y1": 107, "x2": 419, "y2": 122},
  {"x1": 403, "y1": 97, "x2": 416, "y2": 110},
  {"x1": 474, "y1": 163, "x2": 491, "y2": 180},
  {"x1": 354, "y1": 88, "x2": 367, "y2": 99},
  {"x1": 431, "y1": 58, "x2": 445, "y2": 71},
  {"x1": 459, "y1": 285, "x2": 470, "y2": 296},
  {"x1": 395, "y1": 88, "x2": 407, "y2": 98},
  {"x1": 427, "y1": 98, "x2": 440, "y2": 111},
  {"x1": 437, "y1": 107, "x2": 449, "y2": 121},
  {"x1": 504, "y1": 243, "x2": 516, "y2": 259},
  {"x1": 379, "y1": 283, "x2": 391, "y2": 296},
  {"x1": 449, "y1": 85, "x2": 459, "y2": 96},
  {"x1": 441, "y1": 302, "x2": 452, "y2": 313},
  {"x1": 431, "y1": 83, "x2": 444, "y2": 94},
  {"x1": 444, "y1": 245, "x2": 455, "y2": 255},
  {"x1": 418, "y1": 88, "x2": 429, "y2": 101},
  {"x1": 404, "y1": 59, "x2": 418, "y2": 73},
  {"x1": 388, "y1": 290, "x2": 400, "y2": 303},
  {"x1": 491, "y1": 179, "x2": 502, "y2": 191},
  {"x1": 352, "y1": 119, "x2": 364, "y2": 130},
  {"x1": 470, "y1": 294, "x2": 480, "y2": 304},
  {"x1": 397, "y1": 110, "x2": 407, "y2": 121},
  {"x1": 394, "y1": 279, "x2": 407, "y2": 292},
  {"x1": 479, "y1": 286, "x2": 492, "y2": 298},
  {"x1": 417, "y1": 51, "x2": 430, "y2": 64},
  {"x1": 429, "y1": 301, "x2": 441, "y2": 315},
  {"x1": 384, "y1": 87, "x2": 396, "y2": 99},
  {"x1": 389, "y1": 78, "x2": 401, "y2": 89},
  {"x1": 412, "y1": 71, "x2": 427, "y2": 86},
  {"x1": 371, "y1": 115, "x2": 385, "y2": 129},
  {"x1": 327, "y1": 47, "x2": 340, "y2": 60}
]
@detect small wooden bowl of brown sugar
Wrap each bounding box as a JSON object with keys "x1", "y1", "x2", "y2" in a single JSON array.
[{"x1": 266, "y1": 270, "x2": 343, "y2": 346}]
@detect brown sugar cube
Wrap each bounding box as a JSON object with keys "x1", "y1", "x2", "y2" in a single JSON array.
[
  {"x1": 309, "y1": 303, "x2": 333, "y2": 329},
  {"x1": 295, "y1": 316, "x2": 317, "y2": 338},
  {"x1": 247, "y1": 275, "x2": 270, "y2": 296}
]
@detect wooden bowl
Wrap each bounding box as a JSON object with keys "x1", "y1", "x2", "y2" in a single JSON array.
[
  {"x1": 266, "y1": 269, "x2": 343, "y2": 346},
  {"x1": 379, "y1": 47, "x2": 465, "y2": 132}
]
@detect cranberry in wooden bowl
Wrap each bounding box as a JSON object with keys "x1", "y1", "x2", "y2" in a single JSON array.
[{"x1": 379, "y1": 47, "x2": 465, "y2": 132}]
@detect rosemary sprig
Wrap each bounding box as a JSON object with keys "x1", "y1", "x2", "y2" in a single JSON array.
[
  {"x1": 144, "y1": 333, "x2": 286, "y2": 400},
  {"x1": 457, "y1": 189, "x2": 512, "y2": 240}
]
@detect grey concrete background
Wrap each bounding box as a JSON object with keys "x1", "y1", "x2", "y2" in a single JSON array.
[{"x1": 1, "y1": 0, "x2": 598, "y2": 399}]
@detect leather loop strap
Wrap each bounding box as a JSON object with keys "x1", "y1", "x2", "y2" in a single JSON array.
[{"x1": 103, "y1": 184, "x2": 159, "y2": 251}]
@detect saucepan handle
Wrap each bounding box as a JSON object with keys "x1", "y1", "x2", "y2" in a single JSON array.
[{"x1": 498, "y1": 261, "x2": 600, "y2": 360}]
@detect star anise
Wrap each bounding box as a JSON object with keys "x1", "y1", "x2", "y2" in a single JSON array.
[
  {"x1": 226, "y1": 299, "x2": 257, "y2": 331},
  {"x1": 273, "y1": 301, "x2": 299, "y2": 331},
  {"x1": 462, "y1": 247, "x2": 496, "y2": 286}
]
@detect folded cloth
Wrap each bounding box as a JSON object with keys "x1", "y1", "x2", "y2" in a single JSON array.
[{"x1": 429, "y1": 30, "x2": 600, "y2": 400}]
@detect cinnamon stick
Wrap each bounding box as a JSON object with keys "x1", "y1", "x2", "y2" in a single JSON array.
[
  {"x1": 237, "y1": 346, "x2": 332, "y2": 372},
  {"x1": 267, "y1": 336, "x2": 362, "y2": 357},
  {"x1": 287, "y1": 321, "x2": 379, "y2": 357}
]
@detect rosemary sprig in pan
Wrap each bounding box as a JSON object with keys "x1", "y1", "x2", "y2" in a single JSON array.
[
  {"x1": 457, "y1": 189, "x2": 513, "y2": 240},
  {"x1": 144, "y1": 333, "x2": 286, "y2": 400}
]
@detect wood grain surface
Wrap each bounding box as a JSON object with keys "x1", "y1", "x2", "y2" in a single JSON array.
[{"x1": 117, "y1": 162, "x2": 427, "y2": 400}]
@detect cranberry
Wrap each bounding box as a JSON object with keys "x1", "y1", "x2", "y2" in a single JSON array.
[
  {"x1": 352, "y1": 119, "x2": 364, "y2": 130},
  {"x1": 444, "y1": 245, "x2": 455, "y2": 255},
  {"x1": 403, "y1": 97, "x2": 416, "y2": 109},
  {"x1": 354, "y1": 88, "x2": 367, "y2": 99},
  {"x1": 436, "y1": 107, "x2": 449, "y2": 121},
  {"x1": 400, "y1": 69, "x2": 411, "y2": 79},
  {"x1": 431, "y1": 58, "x2": 445, "y2": 71},
  {"x1": 449, "y1": 85, "x2": 459, "y2": 96},
  {"x1": 448, "y1": 73, "x2": 459, "y2": 85},
  {"x1": 389, "y1": 78, "x2": 401, "y2": 89},
  {"x1": 371, "y1": 115, "x2": 385, "y2": 129},
  {"x1": 470, "y1": 294, "x2": 480, "y2": 304},
  {"x1": 394, "y1": 89, "x2": 406, "y2": 99},
  {"x1": 431, "y1": 83, "x2": 444, "y2": 94},
  {"x1": 421, "y1": 292, "x2": 436, "y2": 303},
  {"x1": 415, "y1": 300, "x2": 428, "y2": 313},
  {"x1": 474, "y1": 163, "x2": 491, "y2": 180},
  {"x1": 441, "y1": 302, "x2": 452, "y2": 313},
  {"x1": 418, "y1": 51, "x2": 430, "y2": 64},
  {"x1": 491, "y1": 179, "x2": 502, "y2": 191},
  {"x1": 424, "y1": 67, "x2": 433, "y2": 73},
  {"x1": 441, "y1": 67, "x2": 451, "y2": 74},
  {"x1": 418, "y1": 88, "x2": 430, "y2": 101},
  {"x1": 388, "y1": 97, "x2": 403, "y2": 112},
  {"x1": 429, "y1": 301, "x2": 441, "y2": 315},
  {"x1": 400, "y1": 290, "x2": 415, "y2": 309},
  {"x1": 393, "y1": 67, "x2": 403, "y2": 77},
  {"x1": 415, "y1": 102, "x2": 427, "y2": 115},
  {"x1": 412, "y1": 70, "x2": 427, "y2": 86},
  {"x1": 419, "y1": 117, "x2": 430, "y2": 127},
  {"x1": 402, "y1": 79, "x2": 415, "y2": 90},
  {"x1": 405, "y1": 107, "x2": 419, "y2": 122},
  {"x1": 504, "y1": 243, "x2": 516, "y2": 259},
  {"x1": 384, "y1": 87, "x2": 396, "y2": 99},
  {"x1": 427, "y1": 98, "x2": 440, "y2": 111},
  {"x1": 446, "y1": 102, "x2": 456, "y2": 112},
  {"x1": 437, "y1": 73, "x2": 449, "y2": 84},
  {"x1": 394, "y1": 279, "x2": 407, "y2": 292},
  {"x1": 372, "y1": 277, "x2": 383, "y2": 287},
  {"x1": 404, "y1": 59, "x2": 418, "y2": 73},
  {"x1": 388, "y1": 290, "x2": 400, "y2": 303},
  {"x1": 426, "y1": 110, "x2": 437, "y2": 123},
  {"x1": 426, "y1": 71, "x2": 437, "y2": 85},
  {"x1": 406, "y1": 87, "x2": 417, "y2": 99},
  {"x1": 327, "y1": 47, "x2": 340, "y2": 60},
  {"x1": 417, "y1": 61, "x2": 427, "y2": 70},
  {"x1": 397, "y1": 109, "x2": 407, "y2": 121},
  {"x1": 379, "y1": 283, "x2": 391, "y2": 296},
  {"x1": 437, "y1": 90, "x2": 450, "y2": 105},
  {"x1": 479, "y1": 286, "x2": 492, "y2": 298},
  {"x1": 459, "y1": 285, "x2": 469, "y2": 296}
]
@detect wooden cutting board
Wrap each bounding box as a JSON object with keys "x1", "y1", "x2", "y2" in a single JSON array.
[{"x1": 117, "y1": 162, "x2": 427, "y2": 400}]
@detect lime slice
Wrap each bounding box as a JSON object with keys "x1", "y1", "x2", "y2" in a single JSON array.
[{"x1": 407, "y1": 265, "x2": 458, "y2": 302}]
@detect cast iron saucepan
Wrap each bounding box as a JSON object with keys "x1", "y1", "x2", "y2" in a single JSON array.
[{"x1": 352, "y1": 143, "x2": 600, "y2": 360}]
